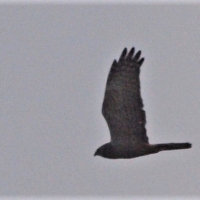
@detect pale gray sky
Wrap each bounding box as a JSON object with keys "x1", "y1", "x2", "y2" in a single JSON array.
[{"x1": 0, "y1": 4, "x2": 199, "y2": 196}]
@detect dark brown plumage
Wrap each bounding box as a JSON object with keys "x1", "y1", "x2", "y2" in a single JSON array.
[{"x1": 94, "y1": 47, "x2": 192, "y2": 159}]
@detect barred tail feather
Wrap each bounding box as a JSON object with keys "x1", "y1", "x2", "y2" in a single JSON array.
[{"x1": 155, "y1": 142, "x2": 192, "y2": 151}]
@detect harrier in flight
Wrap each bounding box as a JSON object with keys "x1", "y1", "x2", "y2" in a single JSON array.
[{"x1": 94, "y1": 47, "x2": 192, "y2": 159}]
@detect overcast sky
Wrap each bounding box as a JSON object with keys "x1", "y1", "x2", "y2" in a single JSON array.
[{"x1": 0, "y1": 3, "x2": 199, "y2": 197}]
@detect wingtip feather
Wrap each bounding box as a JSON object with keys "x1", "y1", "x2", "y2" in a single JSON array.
[
  {"x1": 119, "y1": 48, "x2": 127, "y2": 60},
  {"x1": 138, "y1": 57, "x2": 145, "y2": 65},
  {"x1": 134, "y1": 50, "x2": 141, "y2": 60},
  {"x1": 127, "y1": 47, "x2": 135, "y2": 59}
]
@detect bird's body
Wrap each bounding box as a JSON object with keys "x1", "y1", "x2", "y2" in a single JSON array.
[{"x1": 94, "y1": 47, "x2": 191, "y2": 159}]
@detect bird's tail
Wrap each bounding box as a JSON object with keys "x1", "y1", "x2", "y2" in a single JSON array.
[{"x1": 154, "y1": 142, "x2": 192, "y2": 151}]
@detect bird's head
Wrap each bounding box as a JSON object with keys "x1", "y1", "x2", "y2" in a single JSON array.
[{"x1": 94, "y1": 143, "x2": 116, "y2": 159}]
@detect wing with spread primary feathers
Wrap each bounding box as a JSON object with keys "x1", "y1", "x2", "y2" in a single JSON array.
[{"x1": 102, "y1": 47, "x2": 149, "y2": 144}]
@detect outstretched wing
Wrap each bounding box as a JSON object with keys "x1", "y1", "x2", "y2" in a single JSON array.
[{"x1": 102, "y1": 47, "x2": 148, "y2": 144}]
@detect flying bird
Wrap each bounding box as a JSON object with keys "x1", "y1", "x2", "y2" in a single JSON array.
[{"x1": 94, "y1": 47, "x2": 192, "y2": 159}]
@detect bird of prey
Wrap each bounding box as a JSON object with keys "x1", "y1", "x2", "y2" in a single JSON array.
[{"x1": 94, "y1": 47, "x2": 192, "y2": 159}]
